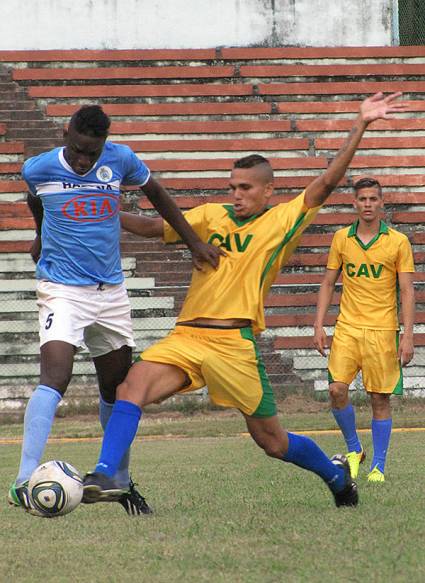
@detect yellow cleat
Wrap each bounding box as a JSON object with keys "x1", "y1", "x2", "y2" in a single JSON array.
[
  {"x1": 367, "y1": 466, "x2": 385, "y2": 483},
  {"x1": 345, "y1": 449, "x2": 366, "y2": 479}
]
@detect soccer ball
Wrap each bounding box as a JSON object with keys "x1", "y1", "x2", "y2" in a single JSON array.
[{"x1": 28, "y1": 460, "x2": 83, "y2": 517}]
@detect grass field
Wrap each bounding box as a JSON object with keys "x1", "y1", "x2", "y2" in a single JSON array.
[{"x1": 1, "y1": 403, "x2": 425, "y2": 583}]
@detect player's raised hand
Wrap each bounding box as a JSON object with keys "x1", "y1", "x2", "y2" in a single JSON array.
[
  {"x1": 359, "y1": 92, "x2": 409, "y2": 124},
  {"x1": 190, "y1": 241, "x2": 226, "y2": 271},
  {"x1": 313, "y1": 326, "x2": 328, "y2": 357}
]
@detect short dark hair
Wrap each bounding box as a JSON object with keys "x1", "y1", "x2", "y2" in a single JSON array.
[
  {"x1": 353, "y1": 177, "x2": 382, "y2": 197},
  {"x1": 70, "y1": 105, "x2": 111, "y2": 138},
  {"x1": 234, "y1": 154, "x2": 271, "y2": 170}
]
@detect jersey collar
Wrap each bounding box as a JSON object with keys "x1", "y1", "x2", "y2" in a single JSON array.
[
  {"x1": 223, "y1": 204, "x2": 271, "y2": 226},
  {"x1": 348, "y1": 219, "x2": 389, "y2": 250}
]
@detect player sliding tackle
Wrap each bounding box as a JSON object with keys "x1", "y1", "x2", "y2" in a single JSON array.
[{"x1": 83, "y1": 93, "x2": 408, "y2": 508}]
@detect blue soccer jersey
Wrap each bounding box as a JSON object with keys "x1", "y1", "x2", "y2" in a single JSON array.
[{"x1": 23, "y1": 142, "x2": 150, "y2": 285}]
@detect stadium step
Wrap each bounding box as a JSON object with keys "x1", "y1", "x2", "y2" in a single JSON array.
[{"x1": 13, "y1": 65, "x2": 237, "y2": 81}]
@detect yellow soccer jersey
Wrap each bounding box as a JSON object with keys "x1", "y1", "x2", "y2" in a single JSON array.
[
  {"x1": 327, "y1": 220, "x2": 415, "y2": 330},
  {"x1": 163, "y1": 192, "x2": 320, "y2": 333}
]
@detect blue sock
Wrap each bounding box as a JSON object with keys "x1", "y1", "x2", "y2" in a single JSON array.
[
  {"x1": 371, "y1": 417, "x2": 392, "y2": 473},
  {"x1": 99, "y1": 398, "x2": 131, "y2": 488},
  {"x1": 332, "y1": 404, "x2": 362, "y2": 453},
  {"x1": 95, "y1": 400, "x2": 142, "y2": 478},
  {"x1": 16, "y1": 385, "x2": 62, "y2": 485},
  {"x1": 283, "y1": 432, "x2": 346, "y2": 492}
]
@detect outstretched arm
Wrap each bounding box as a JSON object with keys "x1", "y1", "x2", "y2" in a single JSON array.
[
  {"x1": 304, "y1": 92, "x2": 409, "y2": 208},
  {"x1": 140, "y1": 176, "x2": 224, "y2": 270},
  {"x1": 120, "y1": 211, "x2": 164, "y2": 238},
  {"x1": 313, "y1": 268, "x2": 340, "y2": 356}
]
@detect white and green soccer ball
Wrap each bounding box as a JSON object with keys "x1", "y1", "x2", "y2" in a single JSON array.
[{"x1": 28, "y1": 460, "x2": 83, "y2": 517}]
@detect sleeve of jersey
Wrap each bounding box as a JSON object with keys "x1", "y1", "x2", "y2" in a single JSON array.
[
  {"x1": 266, "y1": 191, "x2": 321, "y2": 270},
  {"x1": 21, "y1": 158, "x2": 38, "y2": 195},
  {"x1": 396, "y1": 236, "x2": 416, "y2": 273},
  {"x1": 163, "y1": 205, "x2": 206, "y2": 244},
  {"x1": 276, "y1": 190, "x2": 321, "y2": 244},
  {"x1": 279, "y1": 190, "x2": 321, "y2": 230},
  {"x1": 326, "y1": 233, "x2": 342, "y2": 270},
  {"x1": 121, "y1": 146, "x2": 151, "y2": 187}
]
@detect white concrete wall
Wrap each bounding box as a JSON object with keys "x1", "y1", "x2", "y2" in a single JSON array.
[
  {"x1": 275, "y1": 0, "x2": 397, "y2": 47},
  {"x1": 0, "y1": 0, "x2": 396, "y2": 50}
]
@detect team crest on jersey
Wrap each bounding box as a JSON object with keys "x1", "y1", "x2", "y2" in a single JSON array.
[
  {"x1": 62, "y1": 193, "x2": 119, "y2": 222},
  {"x1": 96, "y1": 165, "x2": 113, "y2": 182}
]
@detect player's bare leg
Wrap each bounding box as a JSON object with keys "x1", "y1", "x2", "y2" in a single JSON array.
[
  {"x1": 243, "y1": 414, "x2": 288, "y2": 457},
  {"x1": 370, "y1": 392, "x2": 391, "y2": 420},
  {"x1": 117, "y1": 360, "x2": 189, "y2": 406},
  {"x1": 93, "y1": 345, "x2": 133, "y2": 404},
  {"x1": 39, "y1": 341, "x2": 76, "y2": 392},
  {"x1": 243, "y1": 413, "x2": 358, "y2": 507}
]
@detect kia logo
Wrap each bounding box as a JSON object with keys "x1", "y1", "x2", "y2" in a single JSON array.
[{"x1": 62, "y1": 193, "x2": 119, "y2": 223}]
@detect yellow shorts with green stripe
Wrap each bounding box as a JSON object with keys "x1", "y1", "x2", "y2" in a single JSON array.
[
  {"x1": 140, "y1": 325, "x2": 277, "y2": 417},
  {"x1": 328, "y1": 321, "x2": 403, "y2": 394}
]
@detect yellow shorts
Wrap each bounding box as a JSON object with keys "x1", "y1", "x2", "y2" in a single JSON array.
[
  {"x1": 328, "y1": 321, "x2": 403, "y2": 394},
  {"x1": 140, "y1": 325, "x2": 277, "y2": 417}
]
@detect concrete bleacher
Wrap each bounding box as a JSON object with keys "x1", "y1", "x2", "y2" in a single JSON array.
[
  {"x1": 1, "y1": 45, "x2": 425, "y2": 409},
  {"x1": 0, "y1": 269, "x2": 176, "y2": 411}
]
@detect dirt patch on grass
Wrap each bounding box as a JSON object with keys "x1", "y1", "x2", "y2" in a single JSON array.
[
  {"x1": 279, "y1": 394, "x2": 329, "y2": 414},
  {"x1": 55, "y1": 396, "x2": 327, "y2": 424}
]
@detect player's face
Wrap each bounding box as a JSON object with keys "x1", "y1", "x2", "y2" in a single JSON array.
[
  {"x1": 229, "y1": 167, "x2": 273, "y2": 218},
  {"x1": 353, "y1": 187, "x2": 384, "y2": 223},
  {"x1": 63, "y1": 126, "x2": 106, "y2": 175}
]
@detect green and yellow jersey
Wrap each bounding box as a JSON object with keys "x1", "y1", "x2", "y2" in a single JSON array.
[
  {"x1": 327, "y1": 220, "x2": 415, "y2": 330},
  {"x1": 163, "y1": 192, "x2": 320, "y2": 333}
]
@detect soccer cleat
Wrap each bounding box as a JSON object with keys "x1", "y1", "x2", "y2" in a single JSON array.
[
  {"x1": 345, "y1": 449, "x2": 366, "y2": 479},
  {"x1": 367, "y1": 466, "x2": 385, "y2": 483},
  {"x1": 330, "y1": 454, "x2": 359, "y2": 508},
  {"x1": 82, "y1": 472, "x2": 125, "y2": 504},
  {"x1": 7, "y1": 481, "x2": 41, "y2": 516},
  {"x1": 117, "y1": 478, "x2": 153, "y2": 516}
]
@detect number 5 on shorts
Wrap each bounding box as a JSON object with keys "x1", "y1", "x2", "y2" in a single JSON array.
[{"x1": 45, "y1": 312, "x2": 54, "y2": 330}]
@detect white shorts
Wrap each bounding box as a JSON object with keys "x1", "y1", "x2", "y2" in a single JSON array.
[{"x1": 36, "y1": 280, "x2": 135, "y2": 358}]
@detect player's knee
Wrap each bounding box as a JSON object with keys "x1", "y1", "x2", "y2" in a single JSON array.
[
  {"x1": 329, "y1": 382, "x2": 348, "y2": 405},
  {"x1": 257, "y1": 434, "x2": 286, "y2": 459},
  {"x1": 116, "y1": 379, "x2": 131, "y2": 401},
  {"x1": 262, "y1": 441, "x2": 285, "y2": 459},
  {"x1": 40, "y1": 370, "x2": 72, "y2": 395},
  {"x1": 371, "y1": 393, "x2": 391, "y2": 416},
  {"x1": 116, "y1": 379, "x2": 147, "y2": 406}
]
